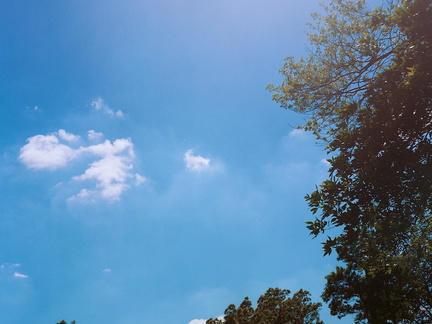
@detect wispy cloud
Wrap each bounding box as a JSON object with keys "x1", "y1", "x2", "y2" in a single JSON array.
[
  {"x1": 1, "y1": 263, "x2": 29, "y2": 279},
  {"x1": 25, "y1": 105, "x2": 41, "y2": 113},
  {"x1": 184, "y1": 149, "x2": 211, "y2": 172},
  {"x1": 188, "y1": 319, "x2": 207, "y2": 324},
  {"x1": 13, "y1": 272, "x2": 29, "y2": 279},
  {"x1": 135, "y1": 173, "x2": 147, "y2": 185},
  {"x1": 320, "y1": 158, "x2": 331, "y2": 167},
  {"x1": 287, "y1": 128, "x2": 306, "y2": 138},
  {"x1": 19, "y1": 130, "x2": 144, "y2": 202},
  {"x1": 90, "y1": 97, "x2": 124, "y2": 117},
  {"x1": 189, "y1": 316, "x2": 224, "y2": 324},
  {"x1": 1, "y1": 263, "x2": 21, "y2": 269},
  {"x1": 88, "y1": 130, "x2": 104, "y2": 141}
]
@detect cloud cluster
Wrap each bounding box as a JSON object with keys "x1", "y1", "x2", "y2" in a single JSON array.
[
  {"x1": 19, "y1": 125, "x2": 220, "y2": 202},
  {"x1": 91, "y1": 97, "x2": 124, "y2": 117},
  {"x1": 0, "y1": 263, "x2": 28, "y2": 279},
  {"x1": 19, "y1": 130, "x2": 145, "y2": 202},
  {"x1": 184, "y1": 149, "x2": 211, "y2": 172}
]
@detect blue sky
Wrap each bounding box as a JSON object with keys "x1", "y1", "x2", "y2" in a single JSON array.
[{"x1": 0, "y1": 0, "x2": 357, "y2": 323}]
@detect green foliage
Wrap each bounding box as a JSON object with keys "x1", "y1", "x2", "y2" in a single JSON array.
[
  {"x1": 206, "y1": 288, "x2": 324, "y2": 324},
  {"x1": 268, "y1": 0, "x2": 401, "y2": 140},
  {"x1": 270, "y1": 0, "x2": 432, "y2": 323}
]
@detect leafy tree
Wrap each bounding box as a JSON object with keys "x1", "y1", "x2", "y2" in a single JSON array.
[
  {"x1": 269, "y1": 0, "x2": 432, "y2": 323},
  {"x1": 268, "y1": 0, "x2": 402, "y2": 140},
  {"x1": 206, "y1": 288, "x2": 324, "y2": 324}
]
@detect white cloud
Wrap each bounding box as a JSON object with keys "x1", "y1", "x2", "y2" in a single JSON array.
[
  {"x1": 19, "y1": 130, "x2": 143, "y2": 202},
  {"x1": 184, "y1": 149, "x2": 210, "y2": 172},
  {"x1": 1, "y1": 263, "x2": 20, "y2": 269},
  {"x1": 19, "y1": 134, "x2": 77, "y2": 170},
  {"x1": 82, "y1": 138, "x2": 134, "y2": 157},
  {"x1": 188, "y1": 320, "x2": 207, "y2": 324},
  {"x1": 73, "y1": 188, "x2": 92, "y2": 201},
  {"x1": 90, "y1": 97, "x2": 124, "y2": 117},
  {"x1": 72, "y1": 139, "x2": 144, "y2": 202},
  {"x1": 57, "y1": 129, "x2": 80, "y2": 142},
  {"x1": 288, "y1": 128, "x2": 306, "y2": 138},
  {"x1": 189, "y1": 316, "x2": 224, "y2": 324},
  {"x1": 102, "y1": 268, "x2": 112, "y2": 273},
  {"x1": 91, "y1": 97, "x2": 104, "y2": 110},
  {"x1": 13, "y1": 272, "x2": 29, "y2": 279},
  {"x1": 1, "y1": 263, "x2": 28, "y2": 279},
  {"x1": 25, "y1": 105, "x2": 41, "y2": 113},
  {"x1": 135, "y1": 173, "x2": 147, "y2": 185},
  {"x1": 72, "y1": 156, "x2": 131, "y2": 201},
  {"x1": 88, "y1": 130, "x2": 104, "y2": 141}
]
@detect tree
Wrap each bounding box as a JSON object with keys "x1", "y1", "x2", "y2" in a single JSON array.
[
  {"x1": 269, "y1": 0, "x2": 432, "y2": 323},
  {"x1": 268, "y1": 0, "x2": 402, "y2": 140},
  {"x1": 206, "y1": 288, "x2": 324, "y2": 324}
]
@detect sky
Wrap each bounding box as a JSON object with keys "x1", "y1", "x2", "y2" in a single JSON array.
[{"x1": 0, "y1": 0, "x2": 362, "y2": 323}]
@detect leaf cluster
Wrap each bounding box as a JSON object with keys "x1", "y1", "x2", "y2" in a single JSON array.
[
  {"x1": 206, "y1": 288, "x2": 324, "y2": 324},
  {"x1": 268, "y1": 0, "x2": 402, "y2": 141}
]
